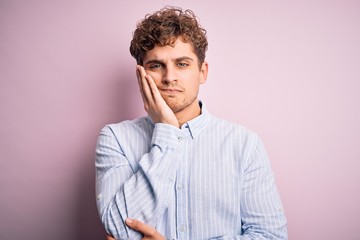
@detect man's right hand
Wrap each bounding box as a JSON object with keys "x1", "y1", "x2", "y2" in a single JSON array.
[
  {"x1": 105, "y1": 218, "x2": 165, "y2": 240},
  {"x1": 105, "y1": 234, "x2": 115, "y2": 240},
  {"x1": 136, "y1": 65, "x2": 179, "y2": 128}
]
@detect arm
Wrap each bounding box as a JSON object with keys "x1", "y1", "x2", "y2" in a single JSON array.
[
  {"x1": 96, "y1": 66, "x2": 181, "y2": 239},
  {"x1": 240, "y1": 136, "x2": 287, "y2": 239},
  {"x1": 211, "y1": 135, "x2": 287, "y2": 240},
  {"x1": 96, "y1": 123, "x2": 183, "y2": 239},
  {"x1": 102, "y1": 135, "x2": 287, "y2": 240}
]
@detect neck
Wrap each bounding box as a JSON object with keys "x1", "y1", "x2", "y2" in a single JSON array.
[{"x1": 174, "y1": 99, "x2": 201, "y2": 127}]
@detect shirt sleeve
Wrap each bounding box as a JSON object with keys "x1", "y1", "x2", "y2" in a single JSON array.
[
  {"x1": 209, "y1": 134, "x2": 287, "y2": 240},
  {"x1": 239, "y1": 134, "x2": 287, "y2": 239},
  {"x1": 95, "y1": 123, "x2": 185, "y2": 240}
]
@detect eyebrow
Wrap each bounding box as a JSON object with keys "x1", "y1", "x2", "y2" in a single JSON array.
[{"x1": 144, "y1": 56, "x2": 194, "y2": 65}]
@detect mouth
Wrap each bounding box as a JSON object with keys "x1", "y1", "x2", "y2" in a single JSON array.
[{"x1": 159, "y1": 88, "x2": 183, "y2": 94}]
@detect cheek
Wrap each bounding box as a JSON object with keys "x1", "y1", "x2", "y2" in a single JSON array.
[
  {"x1": 186, "y1": 82, "x2": 200, "y2": 95},
  {"x1": 146, "y1": 71, "x2": 162, "y2": 83}
]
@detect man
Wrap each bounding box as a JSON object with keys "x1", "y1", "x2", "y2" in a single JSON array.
[{"x1": 96, "y1": 6, "x2": 287, "y2": 240}]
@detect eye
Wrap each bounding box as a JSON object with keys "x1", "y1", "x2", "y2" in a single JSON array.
[
  {"x1": 177, "y1": 62, "x2": 189, "y2": 67},
  {"x1": 149, "y1": 64, "x2": 163, "y2": 69}
]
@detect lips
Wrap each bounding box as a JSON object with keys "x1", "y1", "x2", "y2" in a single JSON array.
[{"x1": 159, "y1": 88, "x2": 183, "y2": 93}]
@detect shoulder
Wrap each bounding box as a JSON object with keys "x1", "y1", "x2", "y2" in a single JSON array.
[
  {"x1": 208, "y1": 115, "x2": 259, "y2": 139},
  {"x1": 99, "y1": 116, "x2": 153, "y2": 139},
  {"x1": 207, "y1": 114, "x2": 264, "y2": 153}
]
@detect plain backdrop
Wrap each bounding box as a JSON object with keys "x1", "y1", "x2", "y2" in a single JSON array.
[{"x1": 0, "y1": 1, "x2": 359, "y2": 239}]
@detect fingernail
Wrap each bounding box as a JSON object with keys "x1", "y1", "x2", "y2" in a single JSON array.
[{"x1": 126, "y1": 218, "x2": 133, "y2": 224}]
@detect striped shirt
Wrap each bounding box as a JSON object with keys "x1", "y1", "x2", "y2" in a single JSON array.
[{"x1": 95, "y1": 103, "x2": 287, "y2": 239}]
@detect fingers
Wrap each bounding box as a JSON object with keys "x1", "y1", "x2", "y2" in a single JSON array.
[
  {"x1": 126, "y1": 218, "x2": 156, "y2": 235},
  {"x1": 137, "y1": 65, "x2": 155, "y2": 107},
  {"x1": 126, "y1": 218, "x2": 166, "y2": 240},
  {"x1": 137, "y1": 65, "x2": 164, "y2": 107},
  {"x1": 135, "y1": 65, "x2": 178, "y2": 127},
  {"x1": 137, "y1": 65, "x2": 149, "y2": 105},
  {"x1": 146, "y1": 74, "x2": 163, "y2": 103},
  {"x1": 105, "y1": 234, "x2": 115, "y2": 240}
]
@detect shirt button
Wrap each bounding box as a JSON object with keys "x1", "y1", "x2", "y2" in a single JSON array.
[
  {"x1": 177, "y1": 136, "x2": 183, "y2": 142},
  {"x1": 180, "y1": 225, "x2": 186, "y2": 232},
  {"x1": 177, "y1": 184, "x2": 183, "y2": 190}
]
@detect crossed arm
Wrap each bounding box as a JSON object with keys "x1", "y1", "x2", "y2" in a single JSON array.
[
  {"x1": 99, "y1": 66, "x2": 287, "y2": 239},
  {"x1": 98, "y1": 66, "x2": 179, "y2": 240},
  {"x1": 121, "y1": 66, "x2": 174, "y2": 239}
]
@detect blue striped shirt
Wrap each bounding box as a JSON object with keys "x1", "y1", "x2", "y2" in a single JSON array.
[{"x1": 95, "y1": 103, "x2": 287, "y2": 239}]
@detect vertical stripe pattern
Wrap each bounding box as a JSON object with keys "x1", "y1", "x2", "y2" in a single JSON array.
[{"x1": 95, "y1": 103, "x2": 287, "y2": 239}]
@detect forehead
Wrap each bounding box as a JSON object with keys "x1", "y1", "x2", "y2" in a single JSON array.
[{"x1": 144, "y1": 38, "x2": 197, "y2": 62}]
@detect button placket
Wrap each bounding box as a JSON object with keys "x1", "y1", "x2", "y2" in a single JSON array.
[{"x1": 175, "y1": 130, "x2": 188, "y2": 239}]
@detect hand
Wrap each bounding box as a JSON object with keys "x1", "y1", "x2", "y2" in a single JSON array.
[
  {"x1": 104, "y1": 218, "x2": 165, "y2": 240},
  {"x1": 126, "y1": 218, "x2": 165, "y2": 240},
  {"x1": 136, "y1": 65, "x2": 179, "y2": 128},
  {"x1": 105, "y1": 234, "x2": 115, "y2": 240}
]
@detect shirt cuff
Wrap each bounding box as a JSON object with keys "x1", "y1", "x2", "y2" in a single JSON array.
[{"x1": 151, "y1": 123, "x2": 185, "y2": 149}]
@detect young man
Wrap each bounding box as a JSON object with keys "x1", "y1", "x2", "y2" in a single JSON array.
[{"x1": 96, "y1": 7, "x2": 287, "y2": 240}]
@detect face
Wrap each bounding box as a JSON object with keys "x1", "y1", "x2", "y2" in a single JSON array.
[{"x1": 143, "y1": 38, "x2": 208, "y2": 115}]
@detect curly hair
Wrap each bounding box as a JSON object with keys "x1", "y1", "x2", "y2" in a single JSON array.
[{"x1": 129, "y1": 6, "x2": 208, "y2": 67}]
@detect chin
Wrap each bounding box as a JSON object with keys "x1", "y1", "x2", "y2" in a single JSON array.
[
  {"x1": 168, "y1": 104, "x2": 184, "y2": 113},
  {"x1": 165, "y1": 100, "x2": 184, "y2": 113},
  {"x1": 165, "y1": 96, "x2": 197, "y2": 114}
]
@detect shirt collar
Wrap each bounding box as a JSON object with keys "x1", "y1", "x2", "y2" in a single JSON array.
[{"x1": 181, "y1": 101, "x2": 210, "y2": 139}]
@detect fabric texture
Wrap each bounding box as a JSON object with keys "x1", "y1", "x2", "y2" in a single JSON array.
[{"x1": 95, "y1": 103, "x2": 287, "y2": 239}]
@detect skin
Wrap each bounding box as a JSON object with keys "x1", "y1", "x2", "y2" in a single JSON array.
[
  {"x1": 105, "y1": 37, "x2": 208, "y2": 239},
  {"x1": 106, "y1": 219, "x2": 165, "y2": 240},
  {"x1": 139, "y1": 37, "x2": 208, "y2": 127}
]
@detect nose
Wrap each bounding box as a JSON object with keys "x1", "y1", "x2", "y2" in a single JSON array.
[{"x1": 162, "y1": 66, "x2": 177, "y2": 84}]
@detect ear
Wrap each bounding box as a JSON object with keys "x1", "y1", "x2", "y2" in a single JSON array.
[{"x1": 199, "y1": 61, "x2": 208, "y2": 84}]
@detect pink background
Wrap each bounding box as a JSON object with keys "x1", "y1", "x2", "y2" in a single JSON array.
[{"x1": 1, "y1": 1, "x2": 359, "y2": 239}]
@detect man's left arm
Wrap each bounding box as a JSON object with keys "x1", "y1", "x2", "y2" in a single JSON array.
[
  {"x1": 236, "y1": 134, "x2": 287, "y2": 239},
  {"x1": 210, "y1": 134, "x2": 287, "y2": 240}
]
